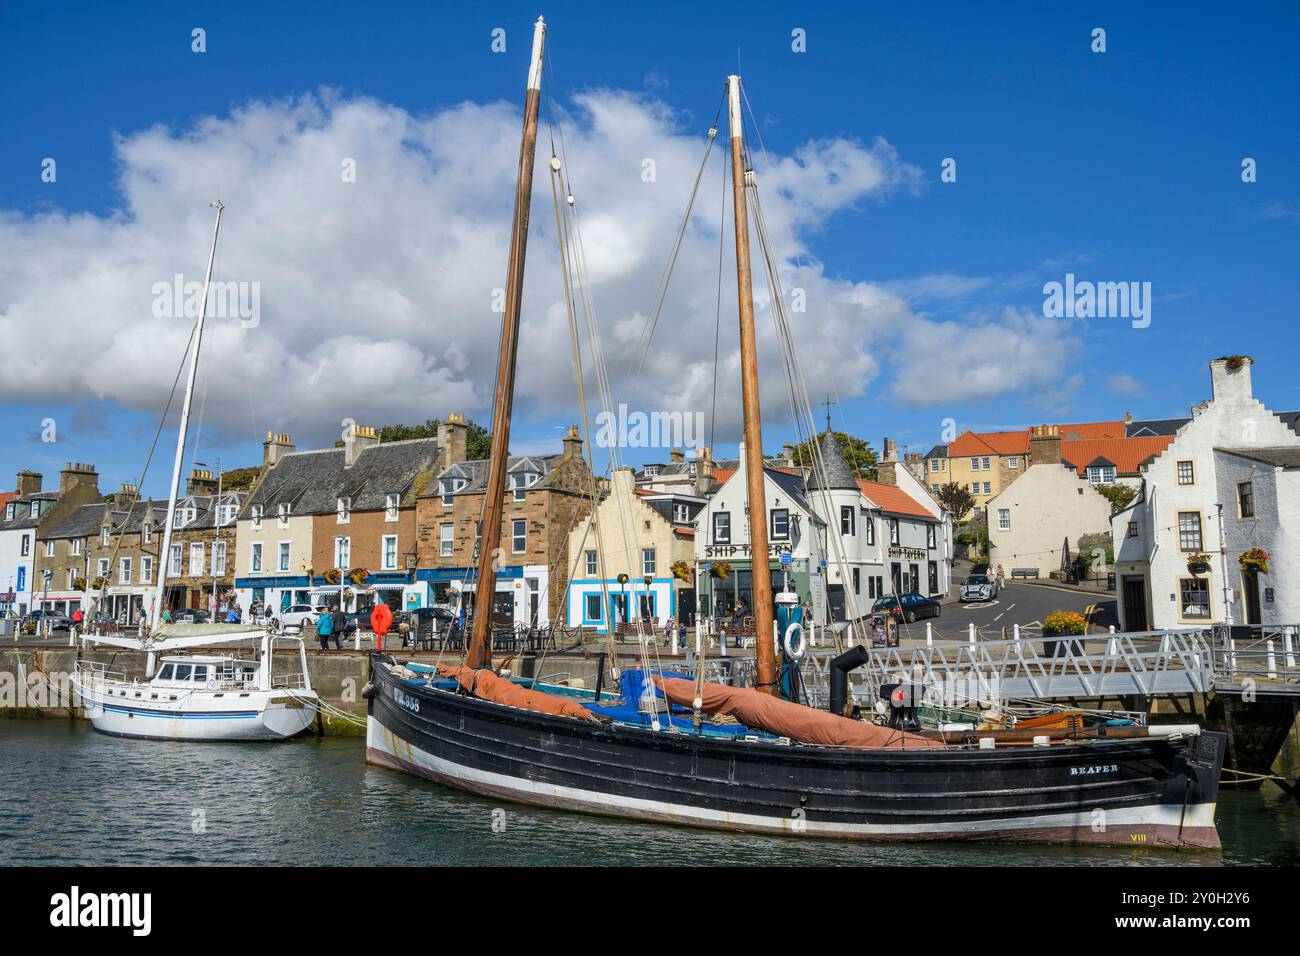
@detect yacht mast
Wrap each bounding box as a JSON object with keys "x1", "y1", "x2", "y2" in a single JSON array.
[
  {"x1": 726, "y1": 76, "x2": 778, "y2": 693},
  {"x1": 150, "y1": 200, "x2": 224, "y2": 628},
  {"x1": 467, "y1": 17, "x2": 547, "y2": 668}
]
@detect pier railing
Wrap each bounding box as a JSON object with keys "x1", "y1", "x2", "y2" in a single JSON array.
[{"x1": 1209, "y1": 624, "x2": 1300, "y2": 691}]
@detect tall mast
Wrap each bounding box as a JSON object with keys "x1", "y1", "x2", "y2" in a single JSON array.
[
  {"x1": 727, "y1": 76, "x2": 778, "y2": 693},
  {"x1": 467, "y1": 17, "x2": 547, "y2": 668},
  {"x1": 150, "y1": 200, "x2": 224, "y2": 628}
]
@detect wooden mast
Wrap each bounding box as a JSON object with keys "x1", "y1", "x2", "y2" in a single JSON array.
[
  {"x1": 467, "y1": 17, "x2": 547, "y2": 669},
  {"x1": 726, "y1": 75, "x2": 778, "y2": 693}
]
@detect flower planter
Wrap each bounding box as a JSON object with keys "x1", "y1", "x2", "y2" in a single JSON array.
[{"x1": 1042, "y1": 629, "x2": 1085, "y2": 658}]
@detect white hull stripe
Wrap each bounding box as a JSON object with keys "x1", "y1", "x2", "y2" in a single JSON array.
[{"x1": 366, "y1": 716, "x2": 1218, "y2": 841}]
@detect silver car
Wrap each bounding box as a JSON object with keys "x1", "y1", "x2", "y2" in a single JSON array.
[{"x1": 959, "y1": 574, "x2": 999, "y2": 602}]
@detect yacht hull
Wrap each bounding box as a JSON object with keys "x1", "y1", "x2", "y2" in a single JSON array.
[{"x1": 366, "y1": 660, "x2": 1223, "y2": 848}]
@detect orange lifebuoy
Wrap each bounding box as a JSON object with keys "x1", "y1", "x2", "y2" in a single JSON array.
[{"x1": 370, "y1": 604, "x2": 393, "y2": 640}]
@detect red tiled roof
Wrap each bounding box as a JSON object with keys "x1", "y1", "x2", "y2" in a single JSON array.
[
  {"x1": 0, "y1": 492, "x2": 13, "y2": 511},
  {"x1": 1057, "y1": 420, "x2": 1127, "y2": 440},
  {"x1": 1058, "y1": 436, "x2": 1174, "y2": 476},
  {"x1": 948, "y1": 430, "x2": 1031, "y2": 457},
  {"x1": 713, "y1": 467, "x2": 737, "y2": 485},
  {"x1": 855, "y1": 479, "x2": 933, "y2": 519}
]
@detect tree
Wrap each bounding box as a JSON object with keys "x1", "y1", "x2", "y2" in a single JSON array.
[
  {"x1": 934, "y1": 481, "x2": 976, "y2": 522},
  {"x1": 1096, "y1": 483, "x2": 1137, "y2": 515},
  {"x1": 219, "y1": 465, "x2": 262, "y2": 491},
  {"x1": 334, "y1": 418, "x2": 491, "y2": 460},
  {"x1": 789, "y1": 431, "x2": 878, "y2": 480}
]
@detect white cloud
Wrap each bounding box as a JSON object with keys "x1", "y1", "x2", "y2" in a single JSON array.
[
  {"x1": 0, "y1": 86, "x2": 1083, "y2": 452},
  {"x1": 1107, "y1": 372, "x2": 1145, "y2": 397}
]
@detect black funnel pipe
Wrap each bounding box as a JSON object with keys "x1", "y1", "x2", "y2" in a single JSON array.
[{"x1": 829, "y1": 644, "x2": 871, "y2": 717}]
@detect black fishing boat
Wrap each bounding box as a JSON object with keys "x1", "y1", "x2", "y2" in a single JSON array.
[{"x1": 366, "y1": 18, "x2": 1225, "y2": 850}]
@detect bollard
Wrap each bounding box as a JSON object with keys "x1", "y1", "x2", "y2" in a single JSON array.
[
  {"x1": 720, "y1": 628, "x2": 727, "y2": 657},
  {"x1": 925, "y1": 621, "x2": 933, "y2": 647},
  {"x1": 1107, "y1": 625, "x2": 1117, "y2": 656},
  {"x1": 968, "y1": 622, "x2": 976, "y2": 647},
  {"x1": 1267, "y1": 640, "x2": 1278, "y2": 680},
  {"x1": 1013, "y1": 623, "x2": 1020, "y2": 643},
  {"x1": 671, "y1": 627, "x2": 679, "y2": 655},
  {"x1": 1285, "y1": 627, "x2": 1297, "y2": 671}
]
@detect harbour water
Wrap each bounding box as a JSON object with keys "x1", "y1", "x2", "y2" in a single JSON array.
[{"x1": 2, "y1": 721, "x2": 1296, "y2": 866}]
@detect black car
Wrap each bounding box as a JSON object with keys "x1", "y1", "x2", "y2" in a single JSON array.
[
  {"x1": 395, "y1": 607, "x2": 456, "y2": 647},
  {"x1": 871, "y1": 592, "x2": 942, "y2": 624}
]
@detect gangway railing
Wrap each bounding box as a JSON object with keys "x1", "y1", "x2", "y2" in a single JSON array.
[{"x1": 1210, "y1": 624, "x2": 1300, "y2": 691}]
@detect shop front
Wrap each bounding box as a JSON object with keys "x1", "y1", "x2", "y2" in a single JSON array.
[
  {"x1": 695, "y1": 544, "x2": 809, "y2": 626},
  {"x1": 234, "y1": 574, "x2": 311, "y2": 618}
]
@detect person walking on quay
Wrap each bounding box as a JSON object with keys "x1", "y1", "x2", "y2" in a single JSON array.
[
  {"x1": 331, "y1": 605, "x2": 346, "y2": 650},
  {"x1": 995, "y1": 564, "x2": 1005, "y2": 589},
  {"x1": 315, "y1": 606, "x2": 334, "y2": 650},
  {"x1": 138, "y1": 607, "x2": 148, "y2": 638}
]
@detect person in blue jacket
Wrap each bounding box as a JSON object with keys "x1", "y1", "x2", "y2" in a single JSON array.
[{"x1": 315, "y1": 606, "x2": 334, "y2": 650}]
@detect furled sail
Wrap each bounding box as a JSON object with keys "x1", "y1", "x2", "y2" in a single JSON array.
[
  {"x1": 654, "y1": 677, "x2": 945, "y2": 749},
  {"x1": 436, "y1": 665, "x2": 600, "y2": 722}
]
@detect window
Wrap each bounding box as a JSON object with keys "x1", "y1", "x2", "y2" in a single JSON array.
[
  {"x1": 334, "y1": 536, "x2": 350, "y2": 569},
  {"x1": 982, "y1": 482, "x2": 991, "y2": 495},
  {"x1": 970, "y1": 457, "x2": 982, "y2": 471},
  {"x1": 142, "y1": 523, "x2": 153, "y2": 544},
  {"x1": 889, "y1": 519, "x2": 900, "y2": 545},
  {"x1": 585, "y1": 550, "x2": 597, "y2": 575},
  {"x1": 997, "y1": 509, "x2": 1010, "y2": 532},
  {"x1": 43, "y1": 540, "x2": 54, "y2": 558},
  {"x1": 251, "y1": 505, "x2": 263, "y2": 529},
  {"x1": 66, "y1": 569, "x2": 75, "y2": 589},
  {"x1": 3, "y1": 503, "x2": 11, "y2": 520},
  {"x1": 440, "y1": 523, "x2": 454, "y2": 557},
  {"x1": 441, "y1": 478, "x2": 457, "y2": 506},
  {"x1": 981, "y1": 457, "x2": 991, "y2": 470},
  {"x1": 141, "y1": 556, "x2": 153, "y2": 584},
  {"x1": 865, "y1": 519, "x2": 875, "y2": 546},
  {"x1": 1237, "y1": 481, "x2": 1255, "y2": 519},
  {"x1": 278, "y1": 542, "x2": 290, "y2": 572},
  {"x1": 189, "y1": 542, "x2": 204, "y2": 576},
  {"x1": 1176, "y1": 460, "x2": 1195, "y2": 485},
  {"x1": 174, "y1": 664, "x2": 192, "y2": 682},
  {"x1": 20, "y1": 534, "x2": 29, "y2": 557},
  {"x1": 119, "y1": 557, "x2": 132, "y2": 585},
  {"x1": 510, "y1": 471, "x2": 539, "y2": 501},
  {"x1": 211, "y1": 541, "x2": 226, "y2": 576},
  {"x1": 382, "y1": 535, "x2": 398, "y2": 571},
  {"x1": 97, "y1": 558, "x2": 109, "y2": 577},
  {"x1": 1127, "y1": 521, "x2": 1138, "y2": 538},
  {"x1": 713, "y1": 511, "x2": 731, "y2": 544},
  {"x1": 673, "y1": 503, "x2": 690, "y2": 523},
  {"x1": 644, "y1": 465, "x2": 659, "y2": 477},
  {"x1": 927, "y1": 524, "x2": 937, "y2": 549},
  {"x1": 216, "y1": 503, "x2": 237, "y2": 526},
  {"x1": 852, "y1": 567, "x2": 860, "y2": 594},
  {"x1": 1008, "y1": 457, "x2": 1019, "y2": 470},
  {"x1": 840, "y1": 506, "x2": 855, "y2": 537},
  {"x1": 473, "y1": 521, "x2": 482, "y2": 559},
  {"x1": 250, "y1": 542, "x2": 263, "y2": 573},
  {"x1": 101, "y1": 527, "x2": 111, "y2": 546},
  {"x1": 930, "y1": 459, "x2": 939, "y2": 473},
  {"x1": 770, "y1": 508, "x2": 790, "y2": 540},
  {"x1": 1179, "y1": 578, "x2": 1211, "y2": 620},
  {"x1": 512, "y1": 519, "x2": 526, "y2": 554},
  {"x1": 931, "y1": 484, "x2": 939, "y2": 493},
  {"x1": 337, "y1": 497, "x2": 351, "y2": 524},
  {"x1": 1086, "y1": 465, "x2": 1116, "y2": 485},
  {"x1": 970, "y1": 483, "x2": 980, "y2": 493},
  {"x1": 173, "y1": 508, "x2": 195, "y2": 529},
  {"x1": 169, "y1": 543, "x2": 183, "y2": 577},
  {"x1": 277, "y1": 503, "x2": 291, "y2": 527},
  {"x1": 1177, "y1": 512, "x2": 1203, "y2": 552},
  {"x1": 71, "y1": 538, "x2": 81, "y2": 556},
  {"x1": 585, "y1": 593, "x2": 603, "y2": 622}
]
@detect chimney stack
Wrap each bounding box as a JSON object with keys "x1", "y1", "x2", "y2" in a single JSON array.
[
  {"x1": 262, "y1": 431, "x2": 295, "y2": 468},
  {"x1": 437, "y1": 413, "x2": 469, "y2": 469},
  {"x1": 58, "y1": 462, "x2": 99, "y2": 495},
  {"x1": 1209, "y1": 355, "x2": 1254, "y2": 406},
  {"x1": 882, "y1": 438, "x2": 898, "y2": 463},
  {"x1": 562, "y1": 424, "x2": 583, "y2": 460},
  {"x1": 670, "y1": 448, "x2": 685, "y2": 465},
  {"x1": 15, "y1": 470, "x2": 42, "y2": 498},
  {"x1": 344, "y1": 424, "x2": 380, "y2": 467},
  {"x1": 186, "y1": 469, "x2": 218, "y2": 496},
  {"x1": 117, "y1": 481, "x2": 139, "y2": 501},
  {"x1": 694, "y1": 446, "x2": 716, "y2": 496},
  {"x1": 1029, "y1": 425, "x2": 1061, "y2": 465}
]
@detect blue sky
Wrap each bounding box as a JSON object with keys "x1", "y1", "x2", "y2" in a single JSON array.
[{"x1": 2, "y1": 1, "x2": 1297, "y2": 497}]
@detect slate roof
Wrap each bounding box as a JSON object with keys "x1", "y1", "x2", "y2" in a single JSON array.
[
  {"x1": 250, "y1": 439, "x2": 440, "y2": 515},
  {"x1": 429, "y1": 452, "x2": 568, "y2": 498},
  {"x1": 768, "y1": 468, "x2": 818, "y2": 517},
  {"x1": 806, "y1": 432, "x2": 859, "y2": 491},
  {"x1": 40, "y1": 503, "x2": 114, "y2": 540},
  {"x1": 924, "y1": 444, "x2": 948, "y2": 459},
  {"x1": 1127, "y1": 411, "x2": 1300, "y2": 438},
  {"x1": 1217, "y1": 446, "x2": 1300, "y2": 469}
]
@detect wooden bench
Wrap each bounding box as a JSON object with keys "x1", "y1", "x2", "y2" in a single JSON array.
[{"x1": 1011, "y1": 568, "x2": 1038, "y2": 580}]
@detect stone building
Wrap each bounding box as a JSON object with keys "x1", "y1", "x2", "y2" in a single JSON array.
[
  {"x1": 26, "y1": 463, "x2": 103, "y2": 614},
  {"x1": 160, "y1": 469, "x2": 247, "y2": 615},
  {"x1": 415, "y1": 425, "x2": 593, "y2": 627}
]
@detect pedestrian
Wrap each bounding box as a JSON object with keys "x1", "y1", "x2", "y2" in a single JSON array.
[
  {"x1": 315, "y1": 606, "x2": 334, "y2": 650},
  {"x1": 331, "y1": 605, "x2": 346, "y2": 650},
  {"x1": 225, "y1": 606, "x2": 240, "y2": 624},
  {"x1": 138, "y1": 607, "x2": 148, "y2": 637},
  {"x1": 995, "y1": 564, "x2": 1005, "y2": 588},
  {"x1": 162, "y1": 608, "x2": 172, "y2": 625}
]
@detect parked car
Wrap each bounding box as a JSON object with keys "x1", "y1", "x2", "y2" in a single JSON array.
[
  {"x1": 170, "y1": 608, "x2": 210, "y2": 624},
  {"x1": 959, "y1": 574, "x2": 999, "y2": 602},
  {"x1": 871, "y1": 592, "x2": 941, "y2": 624},
  {"x1": 279, "y1": 604, "x2": 327, "y2": 632},
  {"x1": 25, "y1": 610, "x2": 72, "y2": 631}
]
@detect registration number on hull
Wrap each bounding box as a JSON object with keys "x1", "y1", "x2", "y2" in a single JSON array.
[{"x1": 393, "y1": 687, "x2": 421, "y2": 714}]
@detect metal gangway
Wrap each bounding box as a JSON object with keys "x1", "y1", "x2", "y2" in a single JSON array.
[
  {"x1": 1209, "y1": 624, "x2": 1300, "y2": 695},
  {"x1": 800, "y1": 628, "x2": 1215, "y2": 708}
]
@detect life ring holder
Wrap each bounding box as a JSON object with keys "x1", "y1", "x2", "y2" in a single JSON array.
[{"x1": 783, "y1": 622, "x2": 806, "y2": 661}]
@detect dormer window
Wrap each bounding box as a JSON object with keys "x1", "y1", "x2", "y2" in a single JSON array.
[
  {"x1": 510, "y1": 471, "x2": 540, "y2": 501},
  {"x1": 251, "y1": 505, "x2": 263, "y2": 529},
  {"x1": 337, "y1": 497, "x2": 351, "y2": 524},
  {"x1": 216, "y1": 502, "x2": 237, "y2": 526},
  {"x1": 644, "y1": 465, "x2": 660, "y2": 477},
  {"x1": 441, "y1": 477, "x2": 466, "y2": 506},
  {"x1": 385, "y1": 493, "x2": 400, "y2": 522},
  {"x1": 142, "y1": 523, "x2": 153, "y2": 544},
  {"x1": 277, "y1": 503, "x2": 291, "y2": 526},
  {"x1": 101, "y1": 527, "x2": 111, "y2": 546},
  {"x1": 688, "y1": 462, "x2": 697, "y2": 475},
  {"x1": 4, "y1": 503, "x2": 13, "y2": 520},
  {"x1": 673, "y1": 503, "x2": 690, "y2": 523}
]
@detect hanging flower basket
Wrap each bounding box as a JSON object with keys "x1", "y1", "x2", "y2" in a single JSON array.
[
  {"x1": 90, "y1": 576, "x2": 107, "y2": 590},
  {"x1": 322, "y1": 568, "x2": 342, "y2": 585},
  {"x1": 670, "y1": 560, "x2": 693, "y2": 582},
  {"x1": 1186, "y1": 553, "x2": 1212, "y2": 575},
  {"x1": 72, "y1": 577, "x2": 87, "y2": 591},
  {"x1": 1239, "y1": 547, "x2": 1270, "y2": 575},
  {"x1": 348, "y1": 567, "x2": 370, "y2": 587},
  {"x1": 710, "y1": 561, "x2": 732, "y2": 580},
  {"x1": 341, "y1": 587, "x2": 355, "y2": 604}
]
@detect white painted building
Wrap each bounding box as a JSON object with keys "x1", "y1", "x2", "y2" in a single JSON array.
[{"x1": 1112, "y1": 357, "x2": 1300, "y2": 630}]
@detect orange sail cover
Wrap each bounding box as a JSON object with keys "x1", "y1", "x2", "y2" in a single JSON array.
[
  {"x1": 654, "y1": 676, "x2": 944, "y2": 750},
  {"x1": 437, "y1": 665, "x2": 600, "y2": 722}
]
